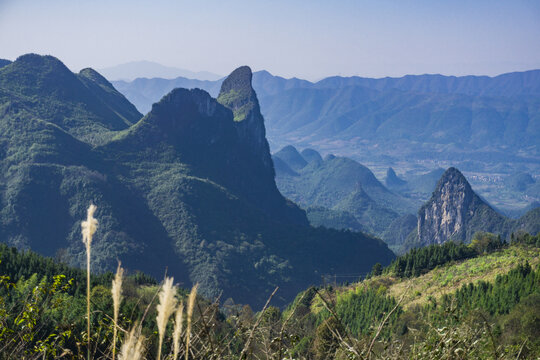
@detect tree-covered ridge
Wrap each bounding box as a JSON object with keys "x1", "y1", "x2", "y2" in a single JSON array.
[
  {"x1": 381, "y1": 232, "x2": 539, "y2": 280},
  {"x1": 279, "y1": 236, "x2": 540, "y2": 358},
  {"x1": 0, "y1": 243, "x2": 156, "y2": 296},
  {"x1": 439, "y1": 261, "x2": 539, "y2": 316},
  {"x1": 0, "y1": 54, "x2": 395, "y2": 307},
  {"x1": 0, "y1": 54, "x2": 141, "y2": 145},
  {"x1": 0, "y1": 59, "x2": 11, "y2": 69},
  {"x1": 383, "y1": 241, "x2": 479, "y2": 278}
]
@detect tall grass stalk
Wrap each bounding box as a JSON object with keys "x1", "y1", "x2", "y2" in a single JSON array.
[
  {"x1": 173, "y1": 301, "x2": 184, "y2": 360},
  {"x1": 81, "y1": 204, "x2": 98, "y2": 360},
  {"x1": 156, "y1": 277, "x2": 178, "y2": 360},
  {"x1": 111, "y1": 262, "x2": 124, "y2": 360},
  {"x1": 185, "y1": 284, "x2": 198, "y2": 360}
]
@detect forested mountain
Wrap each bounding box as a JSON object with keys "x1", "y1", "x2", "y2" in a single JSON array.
[
  {"x1": 312, "y1": 70, "x2": 540, "y2": 97},
  {"x1": 0, "y1": 54, "x2": 141, "y2": 145},
  {"x1": 259, "y1": 85, "x2": 540, "y2": 154},
  {"x1": 0, "y1": 54, "x2": 394, "y2": 307},
  {"x1": 273, "y1": 146, "x2": 416, "y2": 237}
]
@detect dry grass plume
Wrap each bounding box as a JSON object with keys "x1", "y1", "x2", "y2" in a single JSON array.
[
  {"x1": 81, "y1": 204, "x2": 98, "y2": 360},
  {"x1": 173, "y1": 301, "x2": 184, "y2": 360},
  {"x1": 185, "y1": 284, "x2": 198, "y2": 360},
  {"x1": 111, "y1": 262, "x2": 124, "y2": 360},
  {"x1": 156, "y1": 276, "x2": 178, "y2": 360},
  {"x1": 118, "y1": 324, "x2": 145, "y2": 360}
]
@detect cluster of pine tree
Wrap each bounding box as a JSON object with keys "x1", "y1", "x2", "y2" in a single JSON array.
[
  {"x1": 438, "y1": 261, "x2": 539, "y2": 316},
  {"x1": 384, "y1": 241, "x2": 477, "y2": 277},
  {"x1": 0, "y1": 243, "x2": 156, "y2": 296},
  {"x1": 382, "y1": 232, "x2": 510, "y2": 278}
]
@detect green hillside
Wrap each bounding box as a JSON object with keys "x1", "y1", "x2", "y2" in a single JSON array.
[
  {"x1": 278, "y1": 233, "x2": 540, "y2": 359},
  {"x1": 0, "y1": 230, "x2": 538, "y2": 359},
  {"x1": 0, "y1": 54, "x2": 141, "y2": 145},
  {"x1": 0, "y1": 54, "x2": 395, "y2": 307},
  {"x1": 274, "y1": 147, "x2": 416, "y2": 237}
]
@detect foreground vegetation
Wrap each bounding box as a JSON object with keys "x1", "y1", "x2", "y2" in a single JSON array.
[{"x1": 0, "y1": 225, "x2": 539, "y2": 359}]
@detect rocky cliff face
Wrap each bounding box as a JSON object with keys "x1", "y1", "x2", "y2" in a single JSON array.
[
  {"x1": 218, "y1": 66, "x2": 275, "y2": 176},
  {"x1": 215, "y1": 66, "x2": 307, "y2": 224},
  {"x1": 416, "y1": 167, "x2": 506, "y2": 245}
]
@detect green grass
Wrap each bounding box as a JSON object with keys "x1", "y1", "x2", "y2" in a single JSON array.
[{"x1": 384, "y1": 245, "x2": 540, "y2": 309}]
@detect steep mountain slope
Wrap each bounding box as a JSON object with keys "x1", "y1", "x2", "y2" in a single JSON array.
[
  {"x1": 408, "y1": 168, "x2": 539, "y2": 249},
  {"x1": 416, "y1": 167, "x2": 509, "y2": 245},
  {"x1": 0, "y1": 54, "x2": 395, "y2": 307},
  {"x1": 0, "y1": 59, "x2": 11, "y2": 68},
  {"x1": 0, "y1": 54, "x2": 141, "y2": 145}
]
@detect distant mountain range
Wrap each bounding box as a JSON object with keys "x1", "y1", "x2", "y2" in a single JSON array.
[
  {"x1": 99, "y1": 60, "x2": 222, "y2": 81},
  {"x1": 272, "y1": 147, "x2": 540, "y2": 253},
  {"x1": 110, "y1": 69, "x2": 540, "y2": 180},
  {"x1": 118, "y1": 68, "x2": 540, "y2": 213},
  {"x1": 0, "y1": 54, "x2": 394, "y2": 307}
]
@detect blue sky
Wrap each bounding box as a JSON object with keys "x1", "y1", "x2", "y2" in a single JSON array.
[{"x1": 1, "y1": 0, "x2": 539, "y2": 80}]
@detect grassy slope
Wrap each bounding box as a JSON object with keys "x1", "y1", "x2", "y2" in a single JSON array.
[{"x1": 360, "y1": 245, "x2": 540, "y2": 310}]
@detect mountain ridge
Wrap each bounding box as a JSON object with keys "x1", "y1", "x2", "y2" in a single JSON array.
[
  {"x1": 0, "y1": 54, "x2": 394, "y2": 307},
  {"x1": 99, "y1": 60, "x2": 222, "y2": 81},
  {"x1": 0, "y1": 54, "x2": 141, "y2": 145}
]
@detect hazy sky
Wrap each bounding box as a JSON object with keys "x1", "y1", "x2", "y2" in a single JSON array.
[{"x1": 1, "y1": 0, "x2": 539, "y2": 80}]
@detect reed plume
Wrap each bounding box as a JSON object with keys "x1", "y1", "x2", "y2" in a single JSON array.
[
  {"x1": 185, "y1": 284, "x2": 198, "y2": 360},
  {"x1": 173, "y1": 301, "x2": 184, "y2": 360},
  {"x1": 81, "y1": 204, "x2": 98, "y2": 360},
  {"x1": 156, "y1": 276, "x2": 178, "y2": 360},
  {"x1": 118, "y1": 324, "x2": 145, "y2": 360},
  {"x1": 111, "y1": 262, "x2": 124, "y2": 360}
]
